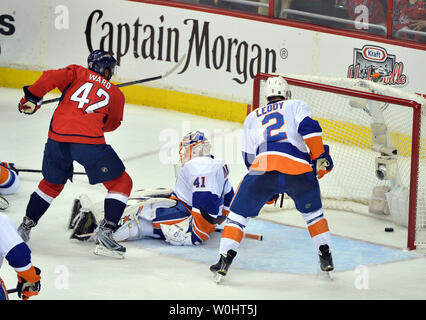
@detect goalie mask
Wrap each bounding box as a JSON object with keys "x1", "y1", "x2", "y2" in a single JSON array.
[
  {"x1": 264, "y1": 76, "x2": 291, "y2": 101},
  {"x1": 179, "y1": 131, "x2": 211, "y2": 165}
]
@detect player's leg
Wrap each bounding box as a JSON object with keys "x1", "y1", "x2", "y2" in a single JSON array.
[
  {"x1": 113, "y1": 197, "x2": 182, "y2": 241},
  {"x1": 72, "y1": 143, "x2": 132, "y2": 258},
  {"x1": 17, "y1": 139, "x2": 69, "y2": 242},
  {"x1": 211, "y1": 171, "x2": 280, "y2": 281},
  {"x1": 285, "y1": 172, "x2": 334, "y2": 272}
]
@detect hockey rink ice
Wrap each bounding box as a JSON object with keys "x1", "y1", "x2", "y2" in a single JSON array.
[{"x1": 1, "y1": 87, "x2": 426, "y2": 300}]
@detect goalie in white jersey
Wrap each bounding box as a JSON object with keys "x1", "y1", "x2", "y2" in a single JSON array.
[
  {"x1": 0, "y1": 162, "x2": 21, "y2": 211},
  {"x1": 210, "y1": 75, "x2": 334, "y2": 282},
  {"x1": 69, "y1": 131, "x2": 235, "y2": 248}
]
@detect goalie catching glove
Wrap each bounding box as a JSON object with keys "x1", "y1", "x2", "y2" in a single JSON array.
[
  {"x1": 18, "y1": 86, "x2": 43, "y2": 115},
  {"x1": 311, "y1": 144, "x2": 333, "y2": 179}
]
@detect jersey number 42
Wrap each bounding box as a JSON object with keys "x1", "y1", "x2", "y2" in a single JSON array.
[{"x1": 70, "y1": 82, "x2": 110, "y2": 113}]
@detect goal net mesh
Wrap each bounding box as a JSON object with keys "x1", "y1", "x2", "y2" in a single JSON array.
[{"x1": 253, "y1": 73, "x2": 426, "y2": 249}]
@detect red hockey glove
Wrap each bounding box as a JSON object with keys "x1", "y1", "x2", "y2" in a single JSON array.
[
  {"x1": 16, "y1": 266, "x2": 41, "y2": 300},
  {"x1": 18, "y1": 86, "x2": 42, "y2": 115}
]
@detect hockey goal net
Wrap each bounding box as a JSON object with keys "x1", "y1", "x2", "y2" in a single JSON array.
[{"x1": 252, "y1": 73, "x2": 426, "y2": 250}]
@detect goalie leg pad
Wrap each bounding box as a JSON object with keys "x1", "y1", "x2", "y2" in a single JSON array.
[
  {"x1": 160, "y1": 218, "x2": 193, "y2": 246},
  {"x1": 70, "y1": 211, "x2": 97, "y2": 241},
  {"x1": 125, "y1": 198, "x2": 177, "y2": 222}
]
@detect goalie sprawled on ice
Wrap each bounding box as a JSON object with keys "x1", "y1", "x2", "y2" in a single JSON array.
[{"x1": 69, "y1": 131, "x2": 235, "y2": 248}]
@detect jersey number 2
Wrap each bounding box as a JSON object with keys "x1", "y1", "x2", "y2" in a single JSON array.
[
  {"x1": 70, "y1": 82, "x2": 110, "y2": 113},
  {"x1": 262, "y1": 112, "x2": 287, "y2": 142}
]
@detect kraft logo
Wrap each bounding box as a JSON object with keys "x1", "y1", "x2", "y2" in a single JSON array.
[{"x1": 361, "y1": 46, "x2": 387, "y2": 62}]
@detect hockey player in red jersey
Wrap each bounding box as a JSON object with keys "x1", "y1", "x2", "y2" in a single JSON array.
[{"x1": 16, "y1": 50, "x2": 133, "y2": 259}]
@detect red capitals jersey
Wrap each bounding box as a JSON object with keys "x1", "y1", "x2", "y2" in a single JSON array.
[{"x1": 28, "y1": 64, "x2": 125, "y2": 144}]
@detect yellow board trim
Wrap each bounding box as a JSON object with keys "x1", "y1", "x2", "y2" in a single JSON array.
[
  {"x1": 0, "y1": 66, "x2": 248, "y2": 123},
  {"x1": 1, "y1": 67, "x2": 422, "y2": 158}
]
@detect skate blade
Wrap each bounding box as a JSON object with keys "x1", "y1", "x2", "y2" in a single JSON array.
[
  {"x1": 214, "y1": 273, "x2": 224, "y2": 284},
  {"x1": 323, "y1": 270, "x2": 334, "y2": 281},
  {"x1": 94, "y1": 245, "x2": 125, "y2": 259}
]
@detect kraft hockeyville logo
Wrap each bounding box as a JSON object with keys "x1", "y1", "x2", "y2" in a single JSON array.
[
  {"x1": 347, "y1": 45, "x2": 407, "y2": 86},
  {"x1": 84, "y1": 10, "x2": 277, "y2": 84}
]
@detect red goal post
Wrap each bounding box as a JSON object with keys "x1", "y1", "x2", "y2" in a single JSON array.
[{"x1": 251, "y1": 72, "x2": 426, "y2": 250}]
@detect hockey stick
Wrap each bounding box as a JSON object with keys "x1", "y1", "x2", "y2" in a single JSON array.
[
  {"x1": 41, "y1": 54, "x2": 187, "y2": 105},
  {"x1": 214, "y1": 229, "x2": 263, "y2": 241},
  {"x1": 7, "y1": 288, "x2": 18, "y2": 294},
  {"x1": 74, "y1": 229, "x2": 264, "y2": 241},
  {"x1": 17, "y1": 168, "x2": 86, "y2": 175}
]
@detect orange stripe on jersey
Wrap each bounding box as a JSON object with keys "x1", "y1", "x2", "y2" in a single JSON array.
[
  {"x1": 308, "y1": 218, "x2": 329, "y2": 238},
  {"x1": 222, "y1": 225, "x2": 244, "y2": 243},
  {"x1": 152, "y1": 218, "x2": 187, "y2": 229},
  {"x1": 191, "y1": 210, "x2": 216, "y2": 241},
  {"x1": 0, "y1": 166, "x2": 10, "y2": 185},
  {"x1": 250, "y1": 154, "x2": 312, "y2": 175},
  {"x1": 304, "y1": 136, "x2": 325, "y2": 160}
]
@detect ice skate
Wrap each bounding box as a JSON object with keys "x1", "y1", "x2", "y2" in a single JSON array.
[
  {"x1": 17, "y1": 216, "x2": 37, "y2": 242},
  {"x1": 94, "y1": 219, "x2": 126, "y2": 259},
  {"x1": 210, "y1": 250, "x2": 236, "y2": 283},
  {"x1": 318, "y1": 244, "x2": 334, "y2": 279}
]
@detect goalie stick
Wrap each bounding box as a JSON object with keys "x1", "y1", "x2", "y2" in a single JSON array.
[
  {"x1": 0, "y1": 195, "x2": 9, "y2": 210},
  {"x1": 41, "y1": 54, "x2": 187, "y2": 105},
  {"x1": 214, "y1": 228, "x2": 263, "y2": 241},
  {"x1": 74, "y1": 229, "x2": 264, "y2": 241},
  {"x1": 16, "y1": 168, "x2": 86, "y2": 175}
]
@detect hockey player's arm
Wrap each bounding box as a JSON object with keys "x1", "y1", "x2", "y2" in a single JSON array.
[
  {"x1": 103, "y1": 89, "x2": 125, "y2": 132},
  {"x1": 298, "y1": 116, "x2": 333, "y2": 179},
  {"x1": 0, "y1": 214, "x2": 41, "y2": 300},
  {"x1": 18, "y1": 66, "x2": 75, "y2": 115},
  {"x1": 6, "y1": 243, "x2": 41, "y2": 300},
  {"x1": 242, "y1": 116, "x2": 257, "y2": 171},
  {"x1": 298, "y1": 116, "x2": 325, "y2": 160}
]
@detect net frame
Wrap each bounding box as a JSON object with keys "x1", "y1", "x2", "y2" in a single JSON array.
[{"x1": 251, "y1": 72, "x2": 425, "y2": 250}]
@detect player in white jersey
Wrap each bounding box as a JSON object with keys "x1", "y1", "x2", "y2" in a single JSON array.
[
  {"x1": 0, "y1": 162, "x2": 20, "y2": 210},
  {"x1": 69, "y1": 131, "x2": 235, "y2": 247},
  {"x1": 0, "y1": 213, "x2": 41, "y2": 300},
  {"x1": 210, "y1": 75, "x2": 334, "y2": 282}
]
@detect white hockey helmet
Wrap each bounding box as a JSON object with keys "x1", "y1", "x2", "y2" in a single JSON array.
[
  {"x1": 179, "y1": 131, "x2": 211, "y2": 165},
  {"x1": 264, "y1": 75, "x2": 290, "y2": 101}
]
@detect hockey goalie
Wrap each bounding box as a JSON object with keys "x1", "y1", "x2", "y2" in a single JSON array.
[{"x1": 69, "y1": 131, "x2": 235, "y2": 254}]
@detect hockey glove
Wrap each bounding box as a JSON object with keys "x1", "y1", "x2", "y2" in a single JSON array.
[
  {"x1": 312, "y1": 144, "x2": 333, "y2": 179},
  {"x1": 16, "y1": 266, "x2": 41, "y2": 300},
  {"x1": 18, "y1": 86, "x2": 42, "y2": 115},
  {"x1": 0, "y1": 162, "x2": 19, "y2": 175}
]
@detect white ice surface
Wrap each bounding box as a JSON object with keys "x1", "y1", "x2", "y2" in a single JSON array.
[{"x1": 1, "y1": 87, "x2": 426, "y2": 301}]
